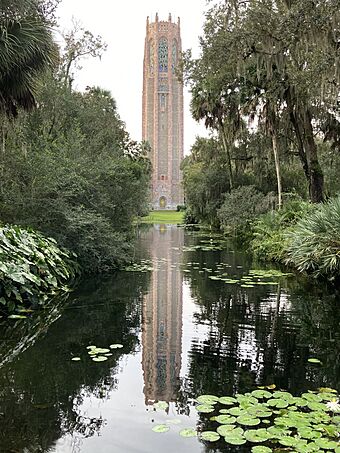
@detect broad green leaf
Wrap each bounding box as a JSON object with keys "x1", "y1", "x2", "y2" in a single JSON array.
[
  {"x1": 179, "y1": 428, "x2": 197, "y2": 438},
  {"x1": 236, "y1": 416, "x2": 261, "y2": 426},
  {"x1": 251, "y1": 446, "x2": 273, "y2": 453},
  {"x1": 200, "y1": 431, "x2": 220, "y2": 442},
  {"x1": 196, "y1": 404, "x2": 215, "y2": 413},
  {"x1": 152, "y1": 424, "x2": 170, "y2": 433}
]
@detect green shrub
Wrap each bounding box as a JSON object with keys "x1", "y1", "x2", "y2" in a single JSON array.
[
  {"x1": 217, "y1": 186, "x2": 274, "y2": 232},
  {"x1": 285, "y1": 196, "x2": 340, "y2": 277},
  {"x1": 251, "y1": 200, "x2": 314, "y2": 261},
  {"x1": 0, "y1": 225, "x2": 79, "y2": 314}
]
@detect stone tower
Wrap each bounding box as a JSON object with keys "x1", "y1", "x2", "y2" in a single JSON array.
[{"x1": 142, "y1": 13, "x2": 184, "y2": 209}]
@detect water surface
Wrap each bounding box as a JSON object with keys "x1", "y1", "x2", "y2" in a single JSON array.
[{"x1": 0, "y1": 225, "x2": 339, "y2": 452}]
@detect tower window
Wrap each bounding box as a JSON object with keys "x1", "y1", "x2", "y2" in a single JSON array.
[
  {"x1": 149, "y1": 39, "x2": 154, "y2": 74},
  {"x1": 172, "y1": 39, "x2": 178, "y2": 73},
  {"x1": 158, "y1": 38, "x2": 168, "y2": 72}
]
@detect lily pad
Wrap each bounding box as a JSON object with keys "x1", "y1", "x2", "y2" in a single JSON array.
[
  {"x1": 308, "y1": 358, "x2": 322, "y2": 364},
  {"x1": 244, "y1": 429, "x2": 271, "y2": 443},
  {"x1": 92, "y1": 356, "x2": 108, "y2": 362},
  {"x1": 219, "y1": 396, "x2": 237, "y2": 405},
  {"x1": 224, "y1": 432, "x2": 246, "y2": 445},
  {"x1": 71, "y1": 357, "x2": 81, "y2": 361},
  {"x1": 314, "y1": 438, "x2": 338, "y2": 449},
  {"x1": 236, "y1": 416, "x2": 261, "y2": 426},
  {"x1": 152, "y1": 424, "x2": 170, "y2": 433},
  {"x1": 200, "y1": 431, "x2": 220, "y2": 442},
  {"x1": 196, "y1": 394, "x2": 219, "y2": 405},
  {"x1": 216, "y1": 425, "x2": 238, "y2": 436},
  {"x1": 196, "y1": 404, "x2": 215, "y2": 413},
  {"x1": 179, "y1": 428, "x2": 197, "y2": 438},
  {"x1": 267, "y1": 398, "x2": 289, "y2": 408},
  {"x1": 251, "y1": 447, "x2": 273, "y2": 453},
  {"x1": 251, "y1": 390, "x2": 272, "y2": 399},
  {"x1": 153, "y1": 401, "x2": 169, "y2": 410},
  {"x1": 215, "y1": 415, "x2": 237, "y2": 424},
  {"x1": 110, "y1": 344, "x2": 123, "y2": 349}
]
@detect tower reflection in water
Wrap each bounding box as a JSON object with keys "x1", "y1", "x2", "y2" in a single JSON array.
[{"x1": 142, "y1": 224, "x2": 183, "y2": 404}]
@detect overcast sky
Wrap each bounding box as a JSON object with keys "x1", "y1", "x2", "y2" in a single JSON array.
[{"x1": 56, "y1": 0, "x2": 210, "y2": 152}]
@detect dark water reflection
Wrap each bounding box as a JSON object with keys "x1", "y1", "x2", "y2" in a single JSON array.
[{"x1": 0, "y1": 225, "x2": 339, "y2": 452}]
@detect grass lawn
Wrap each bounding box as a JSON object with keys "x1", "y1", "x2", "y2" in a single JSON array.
[{"x1": 139, "y1": 210, "x2": 184, "y2": 224}]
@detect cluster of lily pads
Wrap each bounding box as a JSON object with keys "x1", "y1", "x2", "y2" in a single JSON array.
[
  {"x1": 181, "y1": 260, "x2": 292, "y2": 288},
  {"x1": 124, "y1": 260, "x2": 153, "y2": 272},
  {"x1": 152, "y1": 386, "x2": 340, "y2": 452},
  {"x1": 71, "y1": 343, "x2": 123, "y2": 362}
]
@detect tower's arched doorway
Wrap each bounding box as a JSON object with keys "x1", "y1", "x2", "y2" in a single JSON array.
[{"x1": 159, "y1": 196, "x2": 167, "y2": 208}]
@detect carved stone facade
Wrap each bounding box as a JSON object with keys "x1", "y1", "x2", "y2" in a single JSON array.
[{"x1": 142, "y1": 13, "x2": 184, "y2": 209}]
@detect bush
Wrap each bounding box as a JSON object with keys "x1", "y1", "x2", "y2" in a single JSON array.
[
  {"x1": 285, "y1": 196, "x2": 340, "y2": 277},
  {"x1": 251, "y1": 200, "x2": 314, "y2": 261},
  {"x1": 217, "y1": 186, "x2": 274, "y2": 232},
  {"x1": 0, "y1": 225, "x2": 78, "y2": 314}
]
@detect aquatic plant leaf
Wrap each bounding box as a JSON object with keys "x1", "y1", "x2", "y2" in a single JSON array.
[
  {"x1": 251, "y1": 446, "x2": 272, "y2": 453},
  {"x1": 110, "y1": 344, "x2": 123, "y2": 349},
  {"x1": 298, "y1": 428, "x2": 322, "y2": 440},
  {"x1": 224, "y1": 432, "x2": 246, "y2": 445},
  {"x1": 318, "y1": 388, "x2": 337, "y2": 394},
  {"x1": 308, "y1": 358, "x2": 322, "y2": 364},
  {"x1": 196, "y1": 394, "x2": 219, "y2": 405},
  {"x1": 152, "y1": 424, "x2": 170, "y2": 433},
  {"x1": 251, "y1": 390, "x2": 272, "y2": 399},
  {"x1": 8, "y1": 314, "x2": 27, "y2": 319},
  {"x1": 267, "y1": 398, "x2": 288, "y2": 408},
  {"x1": 273, "y1": 391, "x2": 293, "y2": 400},
  {"x1": 216, "y1": 425, "x2": 238, "y2": 436},
  {"x1": 219, "y1": 396, "x2": 237, "y2": 405},
  {"x1": 153, "y1": 401, "x2": 169, "y2": 410},
  {"x1": 200, "y1": 431, "x2": 220, "y2": 442},
  {"x1": 314, "y1": 438, "x2": 338, "y2": 449},
  {"x1": 196, "y1": 404, "x2": 215, "y2": 413},
  {"x1": 302, "y1": 393, "x2": 322, "y2": 403},
  {"x1": 279, "y1": 436, "x2": 300, "y2": 447},
  {"x1": 219, "y1": 409, "x2": 230, "y2": 414},
  {"x1": 247, "y1": 405, "x2": 272, "y2": 418},
  {"x1": 92, "y1": 356, "x2": 108, "y2": 362},
  {"x1": 215, "y1": 415, "x2": 237, "y2": 424},
  {"x1": 244, "y1": 429, "x2": 270, "y2": 443},
  {"x1": 71, "y1": 357, "x2": 81, "y2": 361},
  {"x1": 236, "y1": 416, "x2": 261, "y2": 426},
  {"x1": 86, "y1": 345, "x2": 96, "y2": 349},
  {"x1": 308, "y1": 402, "x2": 327, "y2": 412},
  {"x1": 179, "y1": 428, "x2": 197, "y2": 438}
]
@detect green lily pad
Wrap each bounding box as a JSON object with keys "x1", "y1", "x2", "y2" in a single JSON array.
[
  {"x1": 247, "y1": 405, "x2": 272, "y2": 418},
  {"x1": 219, "y1": 396, "x2": 237, "y2": 405},
  {"x1": 196, "y1": 404, "x2": 215, "y2": 413},
  {"x1": 298, "y1": 428, "x2": 322, "y2": 440},
  {"x1": 244, "y1": 429, "x2": 270, "y2": 443},
  {"x1": 179, "y1": 428, "x2": 197, "y2": 438},
  {"x1": 152, "y1": 424, "x2": 170, "y2": 433},
  {"x1": 71, "y1": 357, "x2": 81, "y2": 361},
  {"x1": 273, "y1": 391, "x2": 293, "y2": 400},
  {"x1": 224, "y1": 432, "x2": 246, "y2": 445},
  {"x1": 92, "y1": 356, "x2": 108, "y2": 362},
  {"x1": 215, "y1": 415, "x2": 237, "y2": 424},
  {"x1": 308, "y1": 358, "x2": 322, "y2": 364},
  {"x1": 110, "y1": 344, "x2": 123, "y2": 349},
  {"x1": 153, "y1": 401, "x2": 169, "y2": 410},
  {"x1": 314, "y1": 438, "x2": 338, "y2": 449},
  {"x1": 302, "y1": 393, "x2": 322, "y2": 403},
  {"x1": 279, "y1": 436, "x2": 300, "y2": 447},
  {"x1": 267, "y1": 398, "x2": 289, "y2": 408},
  {"x1": 236, "y1": 416, "x2": 261, "y2": 426},
  {"x1": 251, "y1": 390, "x2": 272, "y2": 399},
  {"x1": 251, "y1": 446, "x2": 273, "y2": 453},
  {"x1": 229, "y1": 407, "x2": 247, "y2": 416},
  {"x1": 308, "y1": 402, "x2": 327, "y2": 412},
  {"x1": 216, "y1": 425, "x2": 238, "y2": 436},
  {"x1": 8, "y1": 314, "x2": 27, "y2": 319},
  {"x1": 196, "y1": 394, "x2": 219, "y2": 405},
  {"x1": 200, "y1": 431, "x2": 220, "y2": 442}
]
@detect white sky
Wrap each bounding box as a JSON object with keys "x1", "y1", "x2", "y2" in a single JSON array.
[{"x1": 56, "y1": 0, "x2": 210, "y2": 153}]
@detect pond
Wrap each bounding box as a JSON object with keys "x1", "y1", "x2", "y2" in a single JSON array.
[{"x1": 0, "y1": 225, "x2": 339, "y2": 452}]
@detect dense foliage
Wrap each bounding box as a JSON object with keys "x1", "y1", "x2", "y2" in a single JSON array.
[
  {"x1": 0, "y1": 224, "x2": 78, "y2": 314},
  {"x1": 0, "y1": 1, "x2": 151, "y2": 274}
]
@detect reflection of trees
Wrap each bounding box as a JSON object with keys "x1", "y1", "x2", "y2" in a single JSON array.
[
  {"x1": 181, "y1": 234, "x2": 339, "y2": 406},
  {"x1": 0, "y1": 271, "x2": 149, "y2": 453},
  {"x1": 287, "y1": 280, "x2": 340, "y2": 390}
]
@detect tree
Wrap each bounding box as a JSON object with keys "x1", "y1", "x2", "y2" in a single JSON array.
[
  {"x1": 0, "y1": 0, "x2": 57, "y2": 116},
  {"x1": 184, "y1": 0, "x2": 340, "y2": 203}
]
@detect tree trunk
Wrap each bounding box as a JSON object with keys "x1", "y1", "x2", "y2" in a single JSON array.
[
  {"x1": 219, "y1": 126, "x2": 234, "y2": 190},
  {"x1": 302, "y1": 109, "x2": 324, "y2": 203},
  {"x1": 271, "y1": 129, "x2": 282, "y2": 209}
]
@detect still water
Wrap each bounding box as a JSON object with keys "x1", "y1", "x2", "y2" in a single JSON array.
[{"x1": 0, "y1": 225, "x2": 339, "y2": 453}]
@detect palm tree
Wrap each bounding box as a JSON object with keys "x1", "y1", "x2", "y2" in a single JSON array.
[{"x1": 0, "y1": 7, "x2": 57, "y2": 116}]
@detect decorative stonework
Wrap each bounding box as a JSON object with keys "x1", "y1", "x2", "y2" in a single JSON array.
[{"x1": 142, "y1": 14, "x2": 184, "y2": 209}]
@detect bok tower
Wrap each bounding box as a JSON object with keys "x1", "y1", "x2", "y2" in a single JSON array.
[{"x1": 142, "y1": 13, "x2": 184, "y2": 209}]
